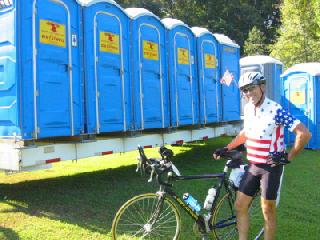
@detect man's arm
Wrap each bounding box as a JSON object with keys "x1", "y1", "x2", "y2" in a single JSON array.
[
  {"x1": 213, "y1": 130, "x2": 247, "y2": 159},
  {"x1": 288, "y1": 123, "x2": 311, "y2": 161},
  {"x1": 226, "y1": 129, "x2": 247, "y2": 150}
]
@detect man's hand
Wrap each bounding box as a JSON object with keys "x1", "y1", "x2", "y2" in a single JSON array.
[
  {"x1": 213, "y1": 147, "x2": 229, "y2": 160},
  {"x1": 267, "y1": 152, "x2": 290, "y2": 167}
]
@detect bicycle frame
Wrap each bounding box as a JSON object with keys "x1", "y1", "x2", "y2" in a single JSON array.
[
  {"x1": 156, "y1": 171, "x2": 237, "y2": 233},
  {"x1": 134, "y1": 146, "x2": 277, "y2": 240}
]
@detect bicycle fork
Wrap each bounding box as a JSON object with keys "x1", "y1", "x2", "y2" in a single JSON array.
[
  {"x1": 255, "y1": 228, "x2": 264, "y2": 240},
  {"x1": 144, "y1": 192, "x2": 166, "y2": 231}
]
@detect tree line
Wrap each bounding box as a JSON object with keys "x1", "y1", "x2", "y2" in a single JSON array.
[{"x1": 117, "y1": 0, "x2": 320, "y2": 68}]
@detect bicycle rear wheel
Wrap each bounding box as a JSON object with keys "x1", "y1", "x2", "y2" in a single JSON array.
[
  {"x1": 212, "y1": 192, "x2": 238, "y2": 240},
  {"x1": 212, "y1": 191, "x2": 261, "y2": 240},
  {"x1": 112, "y1": 193, "x2": 181, "y2": 240}
]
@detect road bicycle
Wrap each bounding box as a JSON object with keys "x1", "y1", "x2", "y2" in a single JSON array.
[{"x1": 112, "y1": 146, "x2": 264, "y2": 240}]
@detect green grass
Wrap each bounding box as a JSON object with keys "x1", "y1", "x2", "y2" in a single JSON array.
[{"x1": 0, "y1": 137, "x2": 319, "y2": 239}]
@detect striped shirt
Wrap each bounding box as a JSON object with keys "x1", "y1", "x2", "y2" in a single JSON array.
[{"x1": 244, "y1": 97, "x2": 300, "y2": 164}]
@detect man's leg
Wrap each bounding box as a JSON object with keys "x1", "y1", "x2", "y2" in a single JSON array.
[
  {"x1": 235, "y1": 191, "x2": 253, "y2": 240},
  {"x1": 261, "y1": 198, "x2": 277, "y2": 240}
]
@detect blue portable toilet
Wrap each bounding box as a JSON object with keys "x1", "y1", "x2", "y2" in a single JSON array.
[
  {"x1": 192, "y1": 27, "x2": 221, "y2": 124},
  {"x1": 125, "y1": 8, "x2": 169, "y2": 130},
  {"x1": 240, "y1": 55, "x2": 283, "y2": 116},
  {"x1": 0, "y1": 0, "x2": 84, "y2": 140},
  {"x1": 83, "y1": 0, "x2": 132, "y2": 133},
  {"x1": 281, "y1": 62, "x2": 320, "y2": 149},
  {"x1": 161, "y1": 18, "x2": 199, "y2": 127},
  {"x1": 214, "y1": 33, "x2": 240, "y2": 122}
]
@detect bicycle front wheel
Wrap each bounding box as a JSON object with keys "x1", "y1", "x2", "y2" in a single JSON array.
[
  {"x1": 112, "y1": 193, "x2": 181, "y2": 240},
  {"x1": 212, "y1": 193, "x2": 238, "y2": 240}
]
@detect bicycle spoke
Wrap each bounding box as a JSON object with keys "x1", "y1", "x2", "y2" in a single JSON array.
[
  {"x1": 112, "y1": 194, "x2": 180, "y2": 240},
  {"x1": 212, "y1": 193, "x2": 238, "y2": 240}
]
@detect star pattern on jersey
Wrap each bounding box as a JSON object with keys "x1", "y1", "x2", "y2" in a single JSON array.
[{"x1": 274, "y1": 108, "x2": 296, "y2": 128}]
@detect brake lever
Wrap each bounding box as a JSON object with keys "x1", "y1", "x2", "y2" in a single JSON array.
[
  {"x1": 148, "y1": 165, "x2": 156, "y2": 182},
  {"x1": 136, "y1": 157, "x2": 141, "y2": 172}
]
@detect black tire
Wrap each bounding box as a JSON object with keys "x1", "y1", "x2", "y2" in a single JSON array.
[
  {"x1": 112, "y1": 193, "x2": 181, "y2": 240},
  {"x1": 212, "y1": 193, "x2": 238, "y2": 240},
  {"x1": 212, "y1": 191, "x2": 261, "y2": 240}
]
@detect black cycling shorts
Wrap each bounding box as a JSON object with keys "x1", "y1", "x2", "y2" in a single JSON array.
[{"x1": 238, "y1": 163, "x2": 284, "y2": 200}]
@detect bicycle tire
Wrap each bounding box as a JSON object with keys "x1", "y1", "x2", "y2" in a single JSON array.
[
  {"x1": 212, "y1": 191, "x2": 262, "y2": 240},
  {"x1": 112, "y1": 193, "x2": 181, "y2": 240},
  {"x1": 212, "y1": 192, "x2": 238, "y2": 240}
]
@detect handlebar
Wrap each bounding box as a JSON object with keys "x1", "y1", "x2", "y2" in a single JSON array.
[
  {"x1": 218, "y1": 150, "x2": 244, "y2": 169},
  {"x1": 136, "y1": 146, "x2": 245, "y2": 186},
  {"x1": 136, "y1": 146, "x2": 178, "y2": 187}
]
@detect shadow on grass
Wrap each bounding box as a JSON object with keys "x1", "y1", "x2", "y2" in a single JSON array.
[
  {"x1": 0, "y1": 138, "x2": 230, "y2": 236},
  {"x1": 0, "y1": 226, "x2": 20, "y2": 240}
]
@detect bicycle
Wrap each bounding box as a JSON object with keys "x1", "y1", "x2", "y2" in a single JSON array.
[{"x1": 111, "y1": 146, "x2": 262, "y2": 240}]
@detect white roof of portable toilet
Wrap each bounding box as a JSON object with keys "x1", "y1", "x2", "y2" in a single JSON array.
[
  {"x1": 282, "y1": 62, "x2": 320, "y2": 77},
  {"x1": 213, "y1": 33, "x2": 239, "y2": 48},
  {"x1": 240, "y1": 55, "x2": 282, "y2": 66},
  {"x1": 77, "y1": 0, "x2": 117, "y2": 6},
  {"x1": 191, "y1": 27, "x2": 214, "y2": 37},
  {"x1": 161, "y1": 18, "x2": 188, "y2": 29},
  {"x1": 124, "y1": 8, "x2": 159, "y2": 20}
]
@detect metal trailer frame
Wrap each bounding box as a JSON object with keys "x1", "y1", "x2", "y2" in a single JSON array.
[{"x1": 0, "y1": 122, "x2": 241, "y2": 172}]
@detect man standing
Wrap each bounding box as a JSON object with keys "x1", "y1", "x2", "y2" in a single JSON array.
[{"x1": 214, "y1": 72, "x2": 311, "y2": 240}]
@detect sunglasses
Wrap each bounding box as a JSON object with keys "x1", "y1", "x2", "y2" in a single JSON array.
[{"x1": 242, "y1": 85, "x2": 257, "y2": 94}]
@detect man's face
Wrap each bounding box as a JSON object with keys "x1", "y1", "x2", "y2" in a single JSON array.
[{"x1": 242, "y1": 84, "x2": 265, "y2": 105}]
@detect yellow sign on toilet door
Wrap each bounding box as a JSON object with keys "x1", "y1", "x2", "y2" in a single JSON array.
[
  {"x1": 290, "y1": 91, "x2": 306, "y2": 105},
  {"x1": 100, "y1": 32, "x2": 120, "y2": 54},
  {"x1": 205, "y1": 54, "x2": 217, "y2": 69},
  {"x1": 40, "y1": 20, "x2": 66, "y2": 47},
  {"x1": 177, "y1": 48, "x2": 189, "y2": 65},
  {"x1": 143, "y1": 41, "x2": 159, "y2": 60}
]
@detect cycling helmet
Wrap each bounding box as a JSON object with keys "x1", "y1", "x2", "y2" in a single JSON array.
[{"x1": 239, "y1": 72, "x2": 266, "y2": 91}]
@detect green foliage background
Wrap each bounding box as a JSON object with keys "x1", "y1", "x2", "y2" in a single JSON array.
[
  {"x1": 271, "y1": 0, "x2": 320, "y2": 67},
  {"x1": 116, "y1": 0, "x2": 320, "y2": 68},
  {"x1": 117, "y1": 0, "x2": 281, "y2": 55}
]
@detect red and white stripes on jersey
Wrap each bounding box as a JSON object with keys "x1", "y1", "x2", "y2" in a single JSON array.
[
  {"x1": 246, "y1": 127, "x2": 284, "y2": 164},
  {"x1": 244, "y1": 97, "x2": 299, "y2": 164},
  {"x1": 246, "y1": 138, "x2": 272, "y2": 164}
]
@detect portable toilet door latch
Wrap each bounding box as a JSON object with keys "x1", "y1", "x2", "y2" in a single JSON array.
[
  {"x1": 304, "y1": 109, "x2": 310, "y2": 116},
  {"x1": 72, "y1": 34, "x2": 77, "y2": 47}
]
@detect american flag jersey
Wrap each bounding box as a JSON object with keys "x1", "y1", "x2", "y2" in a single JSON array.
[{"x1": 244, "y1": 97, "x2": 300, "y2": 164}]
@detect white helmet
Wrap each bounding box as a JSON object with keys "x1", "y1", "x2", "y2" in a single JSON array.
[{"x1": 239, "y1": 72, "x2": 266, "y2": 91}]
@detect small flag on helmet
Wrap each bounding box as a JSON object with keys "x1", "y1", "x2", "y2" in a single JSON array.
[{"x1": 220, "y1": 69, "x2": 234, "y2": 86}]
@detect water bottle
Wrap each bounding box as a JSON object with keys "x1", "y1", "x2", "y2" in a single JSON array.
[
  {"x1": 203, "y1": 187, "x2": 216, "y2": 210},
  {"x1": 183, "y1": 193, "x2": 201, "y2": 213},
  {"x1": 229, "y1": 165, "x2": 246, "y2": 188}
]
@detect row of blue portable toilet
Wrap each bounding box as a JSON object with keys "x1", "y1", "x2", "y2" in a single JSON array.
[
  {"x1": 0, "y1": 0, "x2": 84, "y2": 140},
  {"x1": 0, "y1": 0, "x2": 240, "y2": 140}
]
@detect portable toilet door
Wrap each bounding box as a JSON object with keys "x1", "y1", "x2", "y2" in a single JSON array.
[
  {"x1": 161, "y1": 18, "x2": 198, "y2": 127},
  {"x1": 214, "y1": 33, "x2": 240, "y2": 122},
  {"x1": 0, "y1": 0, "x2": 84, "y2": 140},
  {"x1": 281, "y1": 63, "x2": 320, "y2": 149},
  {"x1": 125, "y1": 8, "x2": 169, "y2": 130},
  {"x1": 83, "y1": 0, "x2": 131, "y2": 134},
  {"x1": 192, "y1": 27, "x2": 220, "y2": 124},
  {"x1": 240, "y1": 55, "x2": 283, "y2": 116}
]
